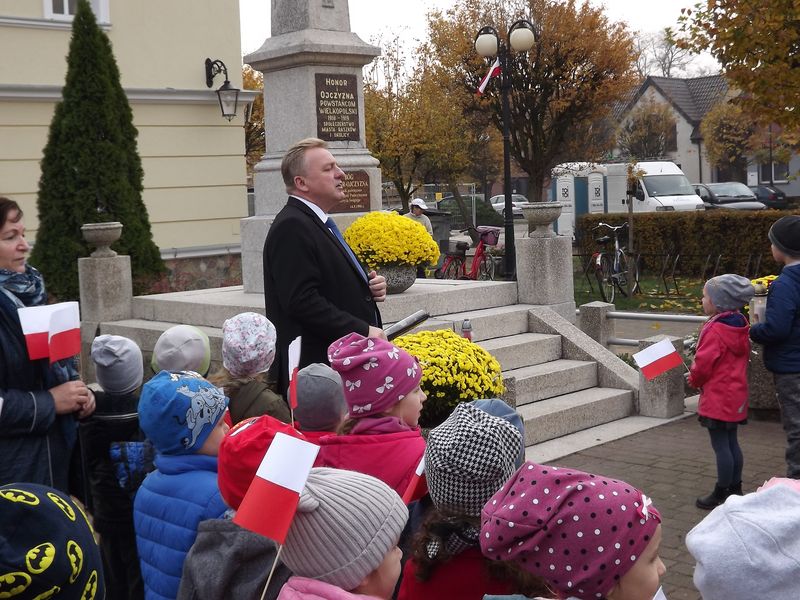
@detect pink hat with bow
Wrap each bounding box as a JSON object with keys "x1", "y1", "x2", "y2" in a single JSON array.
[
  {"x1": 481, "y1": 461, "x2": 661, "y2": 600},
  {"x1": 327, "y1": 333, "x2": 422, "y2": 418}
]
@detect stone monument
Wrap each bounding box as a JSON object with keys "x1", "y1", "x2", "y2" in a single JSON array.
[{"x1": 241, "y1": 0, "x2": 381, "y2": 293}]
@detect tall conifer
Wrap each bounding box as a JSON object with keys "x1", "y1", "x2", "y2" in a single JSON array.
[{"x1": 32, "y1": 0, "x2": 163, "y2": 300}]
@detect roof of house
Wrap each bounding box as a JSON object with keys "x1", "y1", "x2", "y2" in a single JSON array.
[{"x1": 615, "y1": 74, "x2": 728, "y2": 141}]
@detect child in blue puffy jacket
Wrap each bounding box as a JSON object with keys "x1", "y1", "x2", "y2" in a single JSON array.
[{"x1": 133, "y1": 371, "x2": 230, "y2": 600}]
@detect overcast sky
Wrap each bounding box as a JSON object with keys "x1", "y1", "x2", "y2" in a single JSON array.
[{"x1": 239, "y1": 0, "x2": 703, "y2": 56}]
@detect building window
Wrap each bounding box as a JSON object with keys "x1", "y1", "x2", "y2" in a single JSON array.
[
  {"x1": 44, "y1": 0, "x2": 109, "y2": 24},
  {"x1": 760, "y1": 161, "x2": 790, "y2": 183}
]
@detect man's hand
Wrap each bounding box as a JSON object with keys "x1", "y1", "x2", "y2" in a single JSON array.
[
  {"x1": 368, "y1": 271, "x2": 387, "y2": 302},
  {"x1": 368, "y1": 326, "x2": 388, "y2": 340},
  {"x1": 50, "y1": 380, "x2": 91, "y2": 415}
]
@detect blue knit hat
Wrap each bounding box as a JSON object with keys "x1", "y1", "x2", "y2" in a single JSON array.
[
  {"x1": 0, "y1": 483, "x2": 105, "y2": 600},
  {"x1": 139, "y1": 371, "x2": 228, "y2": 455}
]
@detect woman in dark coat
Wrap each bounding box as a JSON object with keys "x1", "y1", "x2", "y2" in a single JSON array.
[{"x1": 0, "y1": 196, "x2": 95, "y2": 492}]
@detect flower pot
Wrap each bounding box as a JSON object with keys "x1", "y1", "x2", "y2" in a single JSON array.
[
  {"x1": 379, "y1": 264, "x2": 417, "y2": 294},
  {"x1": 81, "y1": 221, "x2": 122, "y2": 257},
  {"x1": 520, "y1": 202, "x2": 563, "y2": 238}
]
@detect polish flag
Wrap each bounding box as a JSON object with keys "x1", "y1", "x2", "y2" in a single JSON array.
[
  {"x1": 401, "y1": 455, "x2": 427, "y2": 504},
  {"x1": 288, "y1": 336, "x2": 302, "y2": 410},
  {"x1": 48, "y1": 303, "x2": 81, "y2": 363},
  {"x1": 233, "y1": 432, "x2": 319, "y2": 544},
  {"x1": 476, "y1": 58, "x2": 501, "y2": 95},
  {"x1": 18, "y1": 302, "x2": 80, "y2": 362},
  {"x1": 633, "y1": 338, "x2": 683, "y2": 380}
]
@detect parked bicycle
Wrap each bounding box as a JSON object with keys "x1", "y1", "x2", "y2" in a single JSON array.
[
  {"x1": 592, "y1": 222, "x2": 639, "y2": 303},
  {"x1": 435, "y1": 225, "x2": 501, "y2": 281}
]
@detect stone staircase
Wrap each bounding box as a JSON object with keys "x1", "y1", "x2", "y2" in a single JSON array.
[{"x1": 95, "y1": 278, "x2": 643, "y2": 456}]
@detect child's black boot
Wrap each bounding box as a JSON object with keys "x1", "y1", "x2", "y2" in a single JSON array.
[
  {"x1": 727, "y1": 481, "x2": 743, "y2": 496},
  {"x1": 696, "y1": 484, "x2": 728, "y2": 510}
]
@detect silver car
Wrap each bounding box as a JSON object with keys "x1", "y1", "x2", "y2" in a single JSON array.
[{"x1": 489, "y1": 194, "x2": 530, "y2": 219}]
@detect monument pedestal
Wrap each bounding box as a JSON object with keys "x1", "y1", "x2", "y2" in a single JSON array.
[
  {"x1": 242, "y1": 1, "x2": 382, "y2": 294},
  {"x1": 516, "y1": 236, "x2": 576, "y2": 323}
]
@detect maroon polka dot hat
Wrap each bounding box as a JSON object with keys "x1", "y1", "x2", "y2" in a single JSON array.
[{"x1": 480, "y1": 461, "x2": 661, "y2": 600}]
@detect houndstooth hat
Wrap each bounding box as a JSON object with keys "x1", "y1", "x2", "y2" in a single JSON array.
[{"x1": 425, "y1": 403, "x2": 522, "y2": 516}]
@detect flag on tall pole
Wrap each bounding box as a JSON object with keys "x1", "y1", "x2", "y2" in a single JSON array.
[
  {"x1": 233, "y1": 432, "x2": 319, "y2": 544},
  {"x1": 476, "y1": 58, "x2": 501, "y2": 95},
  {"x1": 632, "y1": 338, "x2": 683, "y2": 380}
]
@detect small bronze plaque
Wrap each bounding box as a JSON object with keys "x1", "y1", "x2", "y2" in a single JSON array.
[
  {"x1": 330, "y1": 170, "x2": 370, "y2": 213},
  {"x1": 315, "y1": 73, "x2": 360, "y2": 142}
]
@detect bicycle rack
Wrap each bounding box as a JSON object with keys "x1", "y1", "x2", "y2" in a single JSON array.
[
  {"x1": 744, "y1": 253, "x2": 762, "y2": 279},
  {"x1": 659, "y1": 252, "x2": 673, "y2": 295},
  {"x1": 580, "y1": 254, "x2": 596, "y2": 294},
  {"x1": 669, "y1": 254, "x2": 681, "y2": 295}
]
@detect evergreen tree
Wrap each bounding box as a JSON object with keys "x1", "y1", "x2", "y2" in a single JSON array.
[{"x1": 32, "y1": 0, "x2": 163, "y2": 300}]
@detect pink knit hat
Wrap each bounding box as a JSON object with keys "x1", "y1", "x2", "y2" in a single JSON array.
[
  {"x1": 327, "y1": 333, "x2": 422, "y2": 418},
  {"x1": 481, "y1": 461, "x2": 661, "y2": 600}
]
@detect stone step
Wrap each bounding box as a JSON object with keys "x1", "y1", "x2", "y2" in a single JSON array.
[
  {"x1": 405, "y1": 304, "x2": 537, "y2": 342},
  {"x1": 131, "y1": 280, "x2": 518, "y2": 329},
  {"x1": 517, "y1": 387, "x2": 635, "y2": 446},
  {"x1": 506, "y1": 359, "x2": 597, "y2": 406},
  {"x1": 477, "y1": 333, "x2": 562, "y2": 371}
]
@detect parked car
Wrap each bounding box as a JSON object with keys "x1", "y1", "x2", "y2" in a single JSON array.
[
  {"x1": 693, "y1": 182, "x2": 766, "y2": 210},
  {"x1": 748, "y1": 184, "x2": 789, "y2": 210},
  {"x1": 489, "y1": 194, "x2": 530, "y2": 219}
]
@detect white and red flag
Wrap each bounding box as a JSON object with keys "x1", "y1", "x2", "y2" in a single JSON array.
[
  {"x1": 401, "y1": 455, "x2": 427, "y2": 504},
  {"x1": 18, "y1": 302, "x2": 80, "y2": 363},
  {"x1": 476, "y1": 58, "x2": 501, "y2": 95},
  {"x1": 233, "y1": 431, "x2": 319, "y2": 544},
  {"x1": 633, "y1": 338, "x2": 683, "y2": 380},
  {"x1": 287, "y1": 336, "x2": 302, "y2": 410}
]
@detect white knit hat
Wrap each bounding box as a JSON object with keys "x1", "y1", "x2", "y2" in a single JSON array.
[
  {"x1": 281, "y1": 468, "x2": 408, "y2": 590},
  {"x1": 686, "y1": 483, "x2": 800, "y2": 600}
]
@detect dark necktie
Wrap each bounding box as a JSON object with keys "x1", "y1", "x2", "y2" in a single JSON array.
[{"x1": 326, "y1": 217, "x2": 368, "y2": 283}]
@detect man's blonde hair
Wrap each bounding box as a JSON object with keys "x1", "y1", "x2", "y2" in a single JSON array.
[{"x1": 281, "y1": 137, "x2": 328, "y2": 191}]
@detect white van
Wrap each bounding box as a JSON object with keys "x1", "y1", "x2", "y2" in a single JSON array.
[{"x1": 604, "y1": 161, "x2": 704, "y2": 213}]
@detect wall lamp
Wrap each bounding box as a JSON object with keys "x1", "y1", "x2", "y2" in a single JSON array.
[{"x1": 205, "y1": 58, "x2": 240, "y2": 121}]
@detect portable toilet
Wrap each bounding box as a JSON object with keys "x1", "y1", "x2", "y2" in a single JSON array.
[{"x1": 552, "y1": 173, "x2": 575, "y2": 238}]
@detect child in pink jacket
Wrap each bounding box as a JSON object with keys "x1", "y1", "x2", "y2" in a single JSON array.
[
  {"x1": 688, "y1": 274, "x2": 754, "y2": 509},
  {"x1": 317, "y1": 333, "x2": 427, "y2": 500}
]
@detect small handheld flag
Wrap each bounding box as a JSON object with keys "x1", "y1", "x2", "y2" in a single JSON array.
[
  {"x1": 633, "y1": 338, "x2": 683, "y2": 380},
  {"x1": 401, "y1": 455, "x2": 426, "y2": 504},
  {"x1": 288, "y1": 336, "x2": 302, "y2": 411},
  {"x1": 233, "y1": 432, "x2": 319, "y2": 544},
  {"x1": 18, "y1": 302, "x2": 81, "y2": 363}
]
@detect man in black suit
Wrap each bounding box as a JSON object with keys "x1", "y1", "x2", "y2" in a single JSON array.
[{"x1": 263, "y1": 138, "x2": 387, "y2": 397}]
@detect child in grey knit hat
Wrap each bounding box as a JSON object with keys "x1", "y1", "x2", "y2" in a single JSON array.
[
  {"x1": 277, "y1": 467, "x2": 408, "y2": 600},
  {"x1": 688, "y1": 274, "x2": 754, "y2": 510}
]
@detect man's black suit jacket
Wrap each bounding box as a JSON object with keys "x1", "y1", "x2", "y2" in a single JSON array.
[{"x1": 263, "y1": 197, "x2": 382, "y2": 396}]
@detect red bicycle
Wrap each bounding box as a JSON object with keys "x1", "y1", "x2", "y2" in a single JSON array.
[{"x1": 435, "y1": 225, "x2": 501, "y2": 280}]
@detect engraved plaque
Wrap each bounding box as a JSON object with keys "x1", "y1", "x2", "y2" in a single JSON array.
[
  {"x1": 330, "y1": 170, "x2": 370, "y2": 213},
  {"x1": 315, "y1": 73, "x2": 360, "y2": 142}
]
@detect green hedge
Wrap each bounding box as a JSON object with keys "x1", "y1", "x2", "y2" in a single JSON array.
[{"x1": 576, "y1": 209, "x2": 799, "y2": 278}]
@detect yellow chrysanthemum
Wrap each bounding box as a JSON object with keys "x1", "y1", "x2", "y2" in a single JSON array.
[
  {"x1": 343, "y1": 211, "x2": 440, "y2": 269},
  {"x1": 394, "y1": 329, "x2": 505, "y2": 427}
]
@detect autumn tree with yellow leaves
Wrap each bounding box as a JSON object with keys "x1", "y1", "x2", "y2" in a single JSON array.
[
  {"x1": 425, "y1": 0, "x2": 639, "y2": 200},
  {"x1": 678, "y1": 0, "x2": 800, "y2": 140}
]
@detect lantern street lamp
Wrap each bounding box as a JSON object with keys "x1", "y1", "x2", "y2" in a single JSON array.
[
  {"x1": 475, "y1": 20, "x2": 536, "y2": 279},
  {"x1": 205, "y1": 58, "x2": 240, "y2": 121}
]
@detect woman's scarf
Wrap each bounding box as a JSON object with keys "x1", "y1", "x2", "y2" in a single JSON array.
[{"x1": 0, "y1": 264, "x2": 46, "y2": 307}]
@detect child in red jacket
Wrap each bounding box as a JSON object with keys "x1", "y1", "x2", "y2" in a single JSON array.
[
  {"x1": 688, "y1": 274, "x2": 754, "y2": 509},
  {"x1": 317, "y1": 333, "x2": 426, "y2": 500}
]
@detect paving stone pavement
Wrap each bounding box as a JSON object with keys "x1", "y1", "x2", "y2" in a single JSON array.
[{"x1": 550, "y1": 415, "x2": 786, "y2": 599}]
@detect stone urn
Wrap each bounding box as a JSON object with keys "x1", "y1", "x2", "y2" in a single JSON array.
[
  {"x1": 379, "y1": 264, "x2": 417, "y2": 294},
  {"x1": 520, "y1": 202, "x2": 563, "y2": 238},
  {"x1": 81, "y1": 221, "x2": 122, "y2": 257}
]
